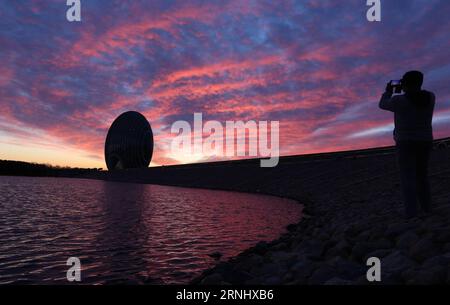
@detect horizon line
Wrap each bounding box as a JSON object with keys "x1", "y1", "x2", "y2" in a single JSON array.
[{"x1": 2, "y1": 136, "x2": 449, "y2": 171}]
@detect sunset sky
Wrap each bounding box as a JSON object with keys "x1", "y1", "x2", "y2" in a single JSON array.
[{"x1": 1, "y1": 0, "x2": 449, "y2": 168}]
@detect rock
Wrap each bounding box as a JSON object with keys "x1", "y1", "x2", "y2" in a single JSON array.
[
  {"x1": 358, "y1": 230, "x2": 372, "y2": 242},
  {"x1": 214, "y1": 261, "x2": 233, "y2": 274},
  {"x1": 444, "y1": 243, "x2": 450, "y2": 252},
  {"x1": 308, "y1": 265, "x2": 336, "y2": 285},
  {"x1": 282, "y1": 272, "x2": 294, "y2": 282},
  {"x1": 366, "y1": 238, "x2": 393, "y2": 250},
  {"x1": 244, "y1": 277, "x2": 263, "y2": 285},
  {"x1": 290, "y1": 260, "x2": 316, "y2": 281},
  {"x1": 253, "y1": 241, "x2": 269, "y2": 254},
  {"x1": 286, "y1": 223, "x2": 298, "y2": 232},
  {"x1": 401, "y1": 268, "x2": 418, "y2": 283},
  {"x1": 200, "y1": 273, "x2": 224, "y2": 285},
  {"x1": 423, "y1": 215, "x2": 443, "y2": 226},
  {"x1": 324, "y1": 277, "x2": 353, "y2": 285},
  {"x1": 351, "y1": 243, "x2": 372, "y2": 262},
  {"x1": 318, "y1": 232, "x2": 330, "y2": 241},
  {"x1": 263, "y1": 276, "x2": 283, "y2": 285},
  {"x1": 295, "y1": 239, "x2": 325, "y2": 260},
  {"x1": 422, "y1": 254, "x2": 450, "y2": 269},
  {"x1": 363, "y1": 249, "x2": 391, "y2": 262},
  {"x1": 433, "y1": 204, "x2": 450, "y2": 216},
  {"x1": 272, "y1": 242, "x2": 289, "y2": 251},
  {"x1": 252, "y1": 263, "x2": 284, "y2": 277},
  {"x1": 228, "y1": 269, "x2": 254, "y2": 284},
  {"x1": 234, "y1": 254, "x2": 264, "y2": 272},
  {"x1": 354, "y1": 275, "x2": 371, "y2": 285},
  {"x1": 326, "y1": 239, "x2": 351, "y2": 258},
  {"x1": 385, "y1": 222, "x2": 415, "y2": 239},
  {"x1": 312, "y1": 227, "x2": 323, "y2": 236},
  {"x1": 331, "y1": 257, "x2": 366, "y2": 280},
  {"x1": 368, "y1": 225, "x2": 387, "y2": 241},
  {"x1": 431, "y1": 227, "x2": 450, "y2": 244},
  {"x1": 266, "y1": 251, "x2": 296, "y2": 266},
  {"x1": 208, "y1": 251, "x2": 223, "y2": 260},
  {"x1": 409, "y1": 237, "x2": 439, "y2": 262},
  {"x1": 407, "y1": 265, "x2": 447, "y2": 284},
  {"x1": 396, "y1": 231, "x2": 419, "y2": 249},
  {"x1": 344, "y1": 224, "x2": 363, "y2": 238},
  {"x1": 382, "y1": 251, "x2": 417, "y2": 278},
  {"x1": 143, "y1": 277, "x2": 165, "y2": 285}
]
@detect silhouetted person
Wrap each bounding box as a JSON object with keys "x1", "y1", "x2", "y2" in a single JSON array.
[{"x1": 379, "y1": 71, "x2": 435, "y2": 219}]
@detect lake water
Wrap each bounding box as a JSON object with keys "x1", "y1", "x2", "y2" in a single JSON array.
[{"x1": 0, "y1": 176, "x2": 302, "y2": 284}]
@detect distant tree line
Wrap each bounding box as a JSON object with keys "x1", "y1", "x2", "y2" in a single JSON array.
[{"x1": 0, "y1": 160, "x2": 103, "y2": 178}]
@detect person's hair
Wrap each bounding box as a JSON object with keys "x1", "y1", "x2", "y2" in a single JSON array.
[
  {"x1": 402, "y1": 70, "x2": 423, "y2": 90},
  {"x1": 402, "y1": 71, "x2": 430, "y2": 108}
]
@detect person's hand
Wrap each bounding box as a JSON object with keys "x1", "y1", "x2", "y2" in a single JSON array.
[{"x1": 385, "y1": 81, "x2": 393, "y2": 95}]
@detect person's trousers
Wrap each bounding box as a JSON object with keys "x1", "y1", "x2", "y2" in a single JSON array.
[{"x1": 396, "y1": 140, "x2": 433, "y2": 218}]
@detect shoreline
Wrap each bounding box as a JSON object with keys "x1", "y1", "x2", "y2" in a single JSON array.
[
  {"x1": 1, "y1": 139, "x2": 449, "y2": 284},
  {"x1": 189, "y1": 146, "x2": 450, "y2": 285}
]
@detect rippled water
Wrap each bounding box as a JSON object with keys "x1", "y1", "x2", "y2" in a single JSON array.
[{"x1": 0, "y1": 176, "x2": 302, "y2": 284}]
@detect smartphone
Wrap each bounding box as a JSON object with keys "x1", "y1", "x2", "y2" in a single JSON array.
[{"x1": 390, "y1": 80, "x2": 402, "y2": 93}]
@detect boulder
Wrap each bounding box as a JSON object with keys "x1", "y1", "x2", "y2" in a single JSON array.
[
  {"x1": 396, "y1": 231, "x2": 419, "y2": 249},
  {"x1": 251, "y1": 262, "x2": 287, "y2": 280},
  {"x1": 295, "y1": 239, "x2": 325, "y2": 260},
  {"x1": 290, "y1": 259, "x2": 317, "y2": 281},
  {"x1": 382, "y1": 250, "x2": 417, "y2": 279},
  {"x1": 444, "y1": 243, "x2": 450, "y2": 253},
  {"x1": 430, "y1": 227, "x2": 450, "y2": 244},
  {"x1": 308, "y1": 265, "x2": 336, "y2": 285},
  {"x1": 200, "y1": 273, "x2": 224, "y2": 285},
  {"x1": 228, "y1": 269, "x2": 254, "y2": 284},
  {"x1": 266, "y1": 251, "x2": 296, "y2": 266},
  {"x1": 409, "y1": 237, "x2": 439, "y2": 262},
  {"x1": 363, "y1": 249, "x2": 391, "y2": 262},
  {"x1": 351, "y1": 243, "x2": 372, "y2": 262},
  {"x1": 407, "y1": 265, "x2": 447, "y2": 284},
  {"x1": 324, "y1": 277, "x2": 353, "y2": 285},
  {"x1": 286, "y1": 223, "x2": 298, "y2": 232},
  {"x1": 332, "y1": 257, "x2": 366, "y2": 280},
  {"x1": 234, "y1": 254, "x2": 264, "y2": 271},
  {"x1": 366, "y1": 238, "x2": 393, "y2": 250},
  {"x1": 326, "y1": 239, "x2": 351, "y2": 258},
  {"x1": 385, "y1": 222, "x2": 415, "y2": 239},
  {"x1": 422, "y1": 253, "x2": 450, "y2": 269},
  {"x1": 253, "y1": 241, "x2": 269, "y2": 254},
  {"x1": 263, "y1": 276, "x2": 283, "y2": 285},
  {"x1": 344, "y1": 224, "x2": 363, "y2": 238}
]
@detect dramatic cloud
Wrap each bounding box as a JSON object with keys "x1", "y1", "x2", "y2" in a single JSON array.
[{"x1": 1, "y1": 0, "x2": 449, "y2": 167}]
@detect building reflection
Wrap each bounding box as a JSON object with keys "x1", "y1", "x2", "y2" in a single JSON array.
[{"x1": 94, "y1": 181, "x2": 150, "y2": 283}]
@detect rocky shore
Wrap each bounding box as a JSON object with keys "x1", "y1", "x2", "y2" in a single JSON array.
[
  {"x1": 188, "y1": 145, "x2": 450, "y2": 285},
  {"x1": 13, "y1": 139, "x2": 447, "y2": 285}
]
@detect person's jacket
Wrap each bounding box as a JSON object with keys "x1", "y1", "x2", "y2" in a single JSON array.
[{"x1": 379, "y1": 90, "x2": 435, "y2": 142}]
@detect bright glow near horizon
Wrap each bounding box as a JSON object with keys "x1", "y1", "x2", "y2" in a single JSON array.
[{"x1": 1, "y1": 1, "x2": 450, "y2": 168}]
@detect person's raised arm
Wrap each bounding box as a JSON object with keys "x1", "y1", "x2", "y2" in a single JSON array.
[{"x1": 379, "y1": 82, "x2": 396, "y2": 112}]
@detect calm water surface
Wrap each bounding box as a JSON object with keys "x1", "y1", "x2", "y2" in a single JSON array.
[{"x1": 0, "y1": 176, "x2": 302, "y2": 284}]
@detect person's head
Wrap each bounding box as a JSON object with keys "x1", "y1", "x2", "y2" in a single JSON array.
[{"x1": 402, "y1": 70, "x2": 423, "y2": 93}]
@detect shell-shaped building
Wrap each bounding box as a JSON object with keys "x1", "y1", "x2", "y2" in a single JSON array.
[{"x1": 104, "y1": 111, "x2": 154, "y2": 170}]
